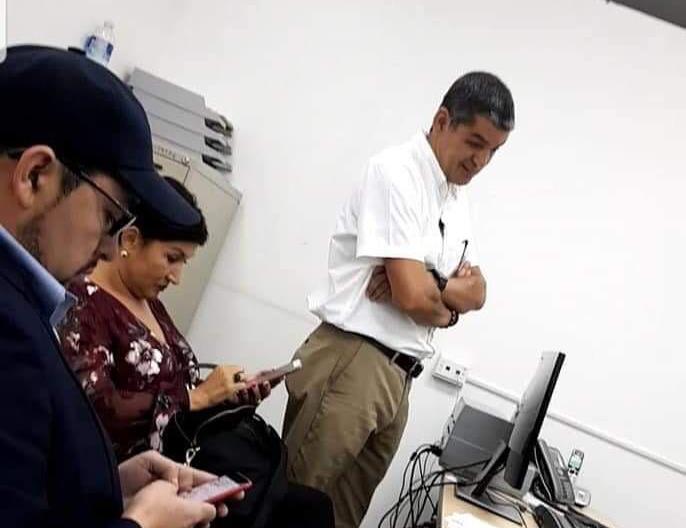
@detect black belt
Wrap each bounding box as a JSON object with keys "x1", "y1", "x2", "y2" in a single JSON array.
[{"x1": 351, "y1": 331, "x2": 424, "y2": 378}]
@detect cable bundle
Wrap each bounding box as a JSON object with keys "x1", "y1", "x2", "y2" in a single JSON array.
[{"x1": 377, "y1": 444, "x2": 487, "y2": 528}]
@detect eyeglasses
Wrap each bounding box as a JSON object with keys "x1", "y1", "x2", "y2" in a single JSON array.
[
  {"x1": 63, "y1": 163, "x2": 137, "y2": 238},
  {"x1": 6, "y1": 148, "x2": 136, "y2": 238}
]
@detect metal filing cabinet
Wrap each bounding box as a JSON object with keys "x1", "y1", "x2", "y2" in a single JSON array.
[
  {"x1": 129, "y1": 68, "x2": 233, "y2": 175},
  {"x1": 153, "y1": 141, "x2": 242, "y2": 334}
]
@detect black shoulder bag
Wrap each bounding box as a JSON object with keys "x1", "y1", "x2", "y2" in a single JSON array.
[{"x1": 162, "y1": 364, "x2": 288, "y2": 528}]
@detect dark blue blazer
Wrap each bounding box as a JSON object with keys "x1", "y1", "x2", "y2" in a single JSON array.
[{"x1": 0, "y1": 247, "x2": 137, "y2": 528}]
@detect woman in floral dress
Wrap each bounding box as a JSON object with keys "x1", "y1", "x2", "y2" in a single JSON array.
[
  {"x1": 60, "y1": 177, "x2": 334, "y2": 528},
  {"x1": 59, "y1": 177, "x2": 269, "y2": 460}
]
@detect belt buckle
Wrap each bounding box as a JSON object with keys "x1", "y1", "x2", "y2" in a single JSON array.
[
  {"x1": 409, "y1": 361, "x2": 424, "y2": 378},
  {"x1": 389, "y1": 352, "x2": 407, "y2": 372},
  {"x1": 390, "y1": 351, "x2": 423, "y2": 378}
]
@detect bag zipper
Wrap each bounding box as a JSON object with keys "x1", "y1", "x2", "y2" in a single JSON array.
[{"x1": 174, "y1": 405, "x2": 255, "y2": 465}]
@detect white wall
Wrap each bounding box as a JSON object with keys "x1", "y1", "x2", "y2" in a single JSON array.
[{"x1": 9, "y1": 1, "x2": 686, "y2": 527}]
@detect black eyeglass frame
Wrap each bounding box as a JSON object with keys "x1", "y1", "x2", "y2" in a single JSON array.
[{"x1": 5, "y1": 148, "x2": 137, "y2": 238}]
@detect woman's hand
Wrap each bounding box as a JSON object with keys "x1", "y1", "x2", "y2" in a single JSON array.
[
  {"x1": 235, "y1": 378, "x2": 279, "y2": 406},
  {"x1": 189, "y1": 365, "x2": 247, "y2": 410}
]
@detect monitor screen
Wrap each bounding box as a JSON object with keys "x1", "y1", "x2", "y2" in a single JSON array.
[{"x1": 504, "y1": 351, "x2": 565, "y2": 489}]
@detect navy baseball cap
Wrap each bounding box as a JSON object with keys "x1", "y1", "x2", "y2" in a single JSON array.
[{"x1": 0, "y1": 45, "x2": 200, "y2": 227}]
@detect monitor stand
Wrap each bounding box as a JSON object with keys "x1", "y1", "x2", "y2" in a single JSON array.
[{"x1": 455, "y1": 440, "x2": 522, "y2": 525}]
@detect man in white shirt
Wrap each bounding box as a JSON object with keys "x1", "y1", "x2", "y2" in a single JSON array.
[{"x1": 283, "y1": 72, "x2": 515, "y2": 528}]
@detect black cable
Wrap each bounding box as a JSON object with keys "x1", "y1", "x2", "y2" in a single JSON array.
[
  {"x1": 380, "y1": 471, "x2": 439, "y2": 528},
  {"x1": 392, "y1": 449, "x2": 416, "y2": 528},
  {"x1": 393, "y1": 445, "x2": 432, "y2": 528},
  {"x1": 415, "y1": 469, "x2": 442, "y2": 526},
  {"x1": 427, "y1": 459, "x2": 491, "y2": 520},
  {"x1": 383, "y1": 461, "x2": 485, "y2": 528},
  {"x1": 405, "y1": 447, "x2": 422, "y2": 528},
  {"x1": 380, "y1": 477, "x2": 443, "y2": 528},
  {"x1": 412, "y1": 448, "x2": 446, "y2": 527},
  {"x1": 409, "y1": 446, "x2": 436, "y2": 528},
  {"x1": 420, "y1": 457, "x2": 435, "y2": 514},
  {"x1": 421, "y1": 450, "x2": 436, "y2": 513},
  {"x1": 430, "y1": 471, "x2": 442, "y2": 520},
  {"x1": 378, "y1": 459, "x2": 489, "y2": 528},
  {"x1": 382, "y1": 476, "x2": 473, "y2": 528},
  {"x1": 411, "y1": 450, "x2": 435, "y2": 528},
  {"x1": 415, "y1": 450, "x2": 444, "y2": 526}
]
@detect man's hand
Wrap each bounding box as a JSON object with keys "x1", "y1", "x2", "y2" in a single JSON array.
[
  {"x1": 123, "y1": 479, "x2": 220, "y2": 528},
  {"x1": 119, "y1": 451, "x2": 218, "y2": 498},
  {"x1": 367, "y1": 261, "x2": 474, "y2": 303},
  {"x1": 366, "y1": 265, "x2": 392, "y2": 302},
  {"x1": 384, "y1": 259, "x2": 453, "y2": 327},
  {"x1": 442, "y1": 263, "x2": 486, "y2": 313},
  {"x1": 119, "y1": 451, "x2": 239, "y2": 528},
  {"x1": 454, "y1": 260, "x2": 473, "y2": 278}
]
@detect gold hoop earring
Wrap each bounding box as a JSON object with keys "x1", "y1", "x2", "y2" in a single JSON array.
[{"x1": 120, "y1": 250, "x2": 129, "y2": 259}]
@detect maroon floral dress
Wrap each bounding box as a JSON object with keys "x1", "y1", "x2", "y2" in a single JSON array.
[{"x1": 58, "y1": 276, "x2": 200, "y2": 461}]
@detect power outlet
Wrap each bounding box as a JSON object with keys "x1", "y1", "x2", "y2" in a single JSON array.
[{"x1": 432, "y1": 355, "x2": 467, "y2": 386}]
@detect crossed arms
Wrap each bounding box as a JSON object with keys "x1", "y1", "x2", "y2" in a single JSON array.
[{"x1": 366, "y1": 259, "x2": 486, "y2": 327}]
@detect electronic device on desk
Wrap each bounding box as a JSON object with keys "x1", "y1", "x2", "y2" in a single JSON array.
[
  {"x1": 532, "y1": 439, "x2": 575, "y2": 505},
  {"x1": 439, "y1": 398, "x2": 513, "y2": 481},
  {"x1": 567, "y1": 448, "x2": 592, "y2": 507},
  {"x1": 567, "y1": 448, "x2": 584, "y2": 479},
  {"x1": 455, "y1": 351, "x2": 566, "y2": 525},
  {"x1": 438, "y1": 400, "x2": 537, "y2": 500},
  {"x1": 573, "y1": 487, "x2": 592, "y2": 508},
  {"x1": 533, "y1": 504, "x2": 608, "y2": 528},
  {"x1": 531, "y1": 439, "x2": 593, "y2": 508}
]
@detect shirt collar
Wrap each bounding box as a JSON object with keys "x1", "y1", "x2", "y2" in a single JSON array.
[
  {"x1": 415, "y1": 131, "x2": 458, "y2": 202},
  {"x1": 0, "y1": 225, "x2": 75, "y2": 326}
]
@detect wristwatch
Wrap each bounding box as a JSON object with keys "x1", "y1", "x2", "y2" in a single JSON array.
[
  {"x1": 445, "y1": 309, "x2": 459, "y2": 328},
  {"x1": 429, "y1": 269, "x2": 448, "y2": 292}
]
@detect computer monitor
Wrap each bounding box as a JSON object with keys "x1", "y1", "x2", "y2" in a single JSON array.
[
  {"x1": 505, "y1": 351, "x2": 566, "y2": 488},
  {"x1": 456, "y1": 351, "x2": 566, "y2": 524}
]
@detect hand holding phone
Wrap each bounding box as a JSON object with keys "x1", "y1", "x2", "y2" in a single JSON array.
[
  {"x1": 245, "y1": 359, "x2": 302, "y2": 387},
  {"x1": 179, "y1": 474, "x2": 252, "y2": 504}
]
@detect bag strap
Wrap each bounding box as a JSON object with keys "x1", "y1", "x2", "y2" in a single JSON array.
[{"x1": 194, "y1": 362, "x2": 288, "y2": 528}]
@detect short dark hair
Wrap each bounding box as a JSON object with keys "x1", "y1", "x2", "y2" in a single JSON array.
[
  {"x1": 132, "y1": 176, "x2": 208, "y2": 246},
  {"x1": 440, "y1": 72, "x2": 515, "y2": 131}
]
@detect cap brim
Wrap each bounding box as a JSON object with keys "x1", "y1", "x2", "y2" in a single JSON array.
[{"x1": 118, "y1": 167, "x2": 201, "y2": 227}]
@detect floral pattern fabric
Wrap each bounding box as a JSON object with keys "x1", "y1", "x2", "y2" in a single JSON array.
[{"x1": 58, "y1": 276, "x2": 200, "y2": 461}]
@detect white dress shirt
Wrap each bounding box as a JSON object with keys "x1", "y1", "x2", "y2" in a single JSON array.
[{"x1": 309, "y1": 132, "x2": 479, "y2": 359}]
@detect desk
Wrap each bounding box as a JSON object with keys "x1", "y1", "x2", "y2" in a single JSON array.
[{"x1": 438, "y1": 479, "x2": 617, "y2": 528}]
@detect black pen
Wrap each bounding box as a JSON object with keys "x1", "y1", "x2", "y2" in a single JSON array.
[{"x1": 455, "y1": 240, "x2": 469, "y2": 274}]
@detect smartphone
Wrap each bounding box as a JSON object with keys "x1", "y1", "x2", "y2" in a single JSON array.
[
  {"x1": 180, "y1": 474, "x2": 252, "y2": 504},
  {"x1": 245, "y1": 359, "x2": 302, "y2": 386},
  {"x1": 568, "y1": 448, "x2": 584, "y2": 477}
]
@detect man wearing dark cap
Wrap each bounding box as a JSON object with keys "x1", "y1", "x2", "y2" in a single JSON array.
[{"x1": 0, "y1": 45, "x2": 232, "y2": 527}]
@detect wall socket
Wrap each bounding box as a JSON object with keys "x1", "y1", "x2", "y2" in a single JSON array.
[{"x1": 432, "y1": 355, "x2": 467, "y2": 386}]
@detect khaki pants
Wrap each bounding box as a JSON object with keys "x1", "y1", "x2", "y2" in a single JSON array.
[{"x1": 283, "y1": 323, "x2": 412, "y2": 528}]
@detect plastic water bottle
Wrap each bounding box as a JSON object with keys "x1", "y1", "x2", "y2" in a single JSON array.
[{"x1": 84, "y1": 21, "x2": 115, "y2": 66}]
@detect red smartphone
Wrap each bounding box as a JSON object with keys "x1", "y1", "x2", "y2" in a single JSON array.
[
  {"x1": 179, "y1": 474, "x2": 252, "y2": 504},
  {"x1": 245, "y1": 359, "x2": 302, "y2": 387}
]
